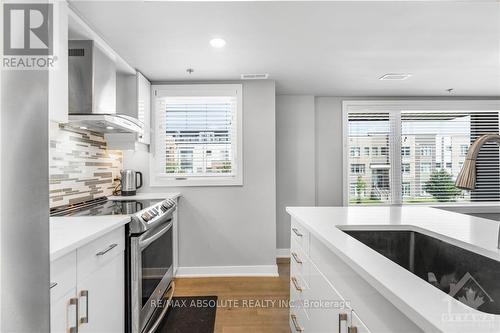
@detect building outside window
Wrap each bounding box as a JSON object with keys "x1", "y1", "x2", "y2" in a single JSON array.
[
  {"x1": 460, "y1": 144, "x2": 469, "y2": 156},
  {"x1": 350, "y1": 147, "x2": 361, "y2": 157},
  {"x1": 372, "y1": 147, "x2": 379, "y2": 156},
  {"x1": 420, "y1": 146, "x2": 433, "y2": 157},
  {"x1": 364, "y1": 147, "x2": 370, "y2": 156},
  {"x1": 401, "y1": 146, "x2": 411, "y2": 156},
  {"x1": 420, "y1": 163, "x2": 432, "y2": 173},
  {"x1": 402, "y1": 183, "x2": 411, "y2": 197},
  {"x1": 401, "y1": 163, "x2": 410, "y2": 174},
  {"x1": 350, "y1": 164, "x2": 366, "y2": 174}
]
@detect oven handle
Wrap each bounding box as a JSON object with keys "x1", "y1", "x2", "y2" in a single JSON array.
[
  {"x1": 139, "y1": 221, "x2": 172, "y2": 250},
  {"x1": 145, "y1": 281, "x2": 175, "y2": 333}
]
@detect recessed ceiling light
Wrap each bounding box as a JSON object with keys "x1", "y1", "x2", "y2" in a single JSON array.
[
  {"x1": 79, "y1": 126, "x2": 88, "y2": 130},
  {"x1": 379, "y1": 73, "x2": 412, "y2": 81},
  {"x1": 106, "y1": 126, "x2": 114, "y2": 130},
  {"x1": 210, "y1": 38, "x2": 226, "y2": 48}
]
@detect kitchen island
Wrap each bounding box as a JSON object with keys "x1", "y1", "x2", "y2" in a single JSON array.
[{"x1": 286, "y1": 206, "x2": 500, "y2": 333}]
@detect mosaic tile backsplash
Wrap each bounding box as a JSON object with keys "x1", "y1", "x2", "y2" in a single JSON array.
[{"x1": 49, "y1": 123, "x2": 122, "y2": 208}]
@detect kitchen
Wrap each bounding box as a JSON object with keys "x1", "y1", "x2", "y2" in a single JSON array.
[{"x1": 1, "y1": 1, "x2": 500, "y2": 333}]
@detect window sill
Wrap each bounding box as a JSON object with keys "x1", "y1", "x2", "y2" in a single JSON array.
[{"x1": 150, "y1": 175, "x2": 243, "y2": 187}]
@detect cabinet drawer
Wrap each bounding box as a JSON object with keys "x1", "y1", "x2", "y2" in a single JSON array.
[
  {"x1": 290, "y1": 306, "x2": 309, "y2": 332},
  {"x1": 77, "y1": 226, "x2": 124, "y2": 281},
  {"x1": 291, "y1": 218, "x2": 309, "y2": 254},
  {"x1": 50, "y1": 250, "x2": 76, "y2": 301},
  {"x1": 291, "y1": 239, "x2": 310, "y2": 287},
  {"x1": 308, "y1": 261, "x2": 350, "y2": 333}
]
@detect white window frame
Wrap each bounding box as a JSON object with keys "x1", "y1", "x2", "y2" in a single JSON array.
[
  {"x1": 342, "y1": 100, "x2": 500, "y2": 206},
  {"x1": 150, "y1": 84, "x2": 243, "y2": 187}
]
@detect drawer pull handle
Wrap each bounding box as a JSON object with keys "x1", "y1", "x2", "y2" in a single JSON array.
[
  {"x1": 80, "y1": 290, "x2": 89, "y2": 324},
  {"x1": 50, "y1": 282, "x2": 58, "y2": 289},
  {"x1": 339, "y1": 313, "x2": 348, "y2": 333},
  {"x1": 69, "y1": 297, "x2": 79, "y2": 333},
  {"x1": 291, "y1": 314, "x2": 304, "y2": 332},
  {"x1": 96, "y1": 243, "x2": 118, "y2": 256},
  {"x1": 292, "y1": 228, "x2": 303, "y2": 237},
  {"x1": 291, "y1": 252, "x2": 302, "y2": 264},
  {"x1": 291, "y1": 276, "x2": 303, "y2": 292}
]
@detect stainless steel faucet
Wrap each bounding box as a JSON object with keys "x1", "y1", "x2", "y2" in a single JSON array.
[
  {"x1": 455, "y1": 134, "x2": 500, "y2": 190},
  {"x1": 455, "y1": 133, "x2": 500, "y2": 249}
]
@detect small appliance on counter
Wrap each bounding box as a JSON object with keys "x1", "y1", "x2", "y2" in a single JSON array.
[{"x1": 120, "y1": 169, "x2": 143, "y2": 196}]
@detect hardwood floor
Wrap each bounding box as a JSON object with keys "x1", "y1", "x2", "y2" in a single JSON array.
[{"x1": 174, "y1": 259, "x2": 291, "y2": 333}]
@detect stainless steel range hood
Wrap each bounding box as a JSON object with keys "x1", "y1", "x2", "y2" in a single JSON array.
[{"x1": 68, "y1": 40, "x2": 143, "y2": 134}]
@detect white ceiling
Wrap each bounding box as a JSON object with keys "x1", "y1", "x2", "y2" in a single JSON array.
[{"x1": 70, "y1": 1, "x2": 500, "y2": 96}]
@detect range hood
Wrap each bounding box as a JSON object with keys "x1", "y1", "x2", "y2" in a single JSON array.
[{"x1": 68, "y1": 40, "x2": 143, "y2": 134}]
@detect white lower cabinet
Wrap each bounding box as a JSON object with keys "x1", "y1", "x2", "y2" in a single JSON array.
[
  {"x1": 77, "y1": 253, "x2": 124, "y2": 333},
  {"x1": 50, "y1": 227, "x2": 125, "y2": 333},
  {"x1": 289, "y1": 220, "x2": 368, "y2": 333},
  {"x1": 50, "y1": 288, "x2": 78, "y2": 333}
]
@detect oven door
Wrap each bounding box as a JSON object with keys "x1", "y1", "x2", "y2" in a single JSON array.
[{"x1": 131, "y1": 219, "x2": 173, "y2": 333}]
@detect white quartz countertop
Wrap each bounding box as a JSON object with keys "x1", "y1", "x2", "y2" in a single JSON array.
[
  {"x1": 50, "y1": 192, "x2": 180, "y2": 261},
  {"x1": 50, "y1": 215, "x2": 130, "y2": 261},
  {"x1": 286, "y1": 206, "x2": 500, "y2": 333}
]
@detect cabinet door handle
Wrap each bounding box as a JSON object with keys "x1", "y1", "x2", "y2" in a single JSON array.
[
  {"x1": 69, "y1": 297, "x2": 79, "y2": 333},
  {"x1": 339, "y1": 313, "x2": 348, "y2": 333},
  {"x1": 80, "y1": 290, "x2": 89, "y2": 324},
  {"x1": 49, "y1": 282, "x2": 57, "y2": 289},
  {"x1": 291, "y1": 276, "x2": 303, "y2": 292},
  {"x1": 290, "y1": 314, "x2": 304, "y2": 332},
  {"x1": 291, "y1": 252, "x2": 302, "y2": 264},
  {"x1": 348, "y1": 326, "x2": 358, "y2": 333},
  {"x1": 96, "y1": 243, "x2": 118, "y2": 256},
  {"x1": 292, "y1": 228, "x2": 303, "y2": 237}
]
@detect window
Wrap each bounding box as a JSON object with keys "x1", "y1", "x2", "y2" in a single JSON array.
[
  {"x1": 350, "y1": 147, "x2": 361, "y2": 157},
  {"x1": 350, "y1": 164, "x2": 365, "y2": 174},
  {"x1": 460, "y1": 144, "x2": 469, "y2": 156},
  {"x1": 344, "y1": 101, "x2": 500, "y2": 205},
  {"x1": 401, "y1": 146, "x2": 410, "y2": 156},
  {"x1": 364, "y1": 147, "x2": 370, "y2": 156},
  {"x1": 151, "y1": 84, "x2": 243, "y2": 186},
  {"x1": 419, "y1": 146, "x2": 433, "y2": 157},
  {"x1": 401, "y1": 163, "x2": 410, "y2": 174},
  {"x1": 402, "y1": 183, "x2": 411, "y2": 197},
  {"x1": 420, "y1": 163, "x2": 432, "y2": 173}
]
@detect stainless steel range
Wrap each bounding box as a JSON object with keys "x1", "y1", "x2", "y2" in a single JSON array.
[{"x1": 50, "y1": 197, "x2": 177, "y2": 333}]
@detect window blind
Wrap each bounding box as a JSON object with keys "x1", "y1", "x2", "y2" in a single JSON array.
[
  {"x1": 401, "y1": 111, "x2": 499, "y2": 203},
  {"x1": 346, "y1": 109, "x2": 500, "y2": 205},
  {"x1": 156, "y1": 96, "x2": 238, "y2": 178}
]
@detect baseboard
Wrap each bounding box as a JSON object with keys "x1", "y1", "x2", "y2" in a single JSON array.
[
  {"x1": 276, "y1": 248, "x2": 290, "y2": 258},
  {"x1": 176, "y1": 264, "x2": 279, "y2": 278}
]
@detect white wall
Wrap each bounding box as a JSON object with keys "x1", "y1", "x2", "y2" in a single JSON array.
[
  {"x1": 276, "y1": 95, "x2": 316, "y2": 252},
  {"x1": 123, "y1": 80, "x2": 277, "y2": 274}
]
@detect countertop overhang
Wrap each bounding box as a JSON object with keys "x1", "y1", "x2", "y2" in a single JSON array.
[{"x1": 286, "y1": 205, "x2": 500, "y2": 333}]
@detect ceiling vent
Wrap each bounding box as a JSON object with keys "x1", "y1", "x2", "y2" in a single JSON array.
[
  {"x1": 379, "y1": 73, "x2": 412, "y2": 81},
  {"x1": 241, "y1": 73, "x2": 269, "y2": 80}
]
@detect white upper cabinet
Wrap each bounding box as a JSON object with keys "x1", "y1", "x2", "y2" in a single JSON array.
[
  {"x1": 136, "y1": 72, "x2": 151, "y2": 145},
  {"x1": 49, "y1": 1, "x2": 69, "y2": 123}
]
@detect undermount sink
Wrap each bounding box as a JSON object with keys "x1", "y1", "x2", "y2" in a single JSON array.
[{"x1": 341, "y1": 229, "x2": 500, "y2": 314}]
